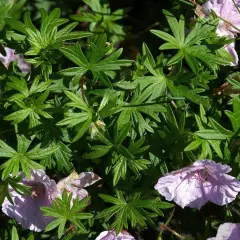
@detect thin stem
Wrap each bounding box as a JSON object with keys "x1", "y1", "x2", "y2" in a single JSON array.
[
  {"x1": 218, "y1": 16, "x2": 240, "y2": 33},
  {"x1": 232, "y1": 0, "x2": 240, "y2": 15},
  {"x1": 136, "y1": 22, "x2": 161, "y2": 37},
  {"x1": 160, "y1": 224, "x2": 185, "y2": 239},
  {"x1": 158, "y1": 208, "x2": 175, "y2": 237},
  {"x1": 0, "y1": 129, "x2": 14, "y2": 136}
]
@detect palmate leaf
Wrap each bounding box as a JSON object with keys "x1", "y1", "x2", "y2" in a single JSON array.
[
  {"x1": 40, "y1": 140, "x2": 73, "y2": 171},
  {"x1": 0, "y1": 0, "x2": 26, "y2": 31},
  {"x1": 134, "y1": 44, "x2": 167, "y2": 101},
  {"x1": 70, "y1": 0, "x2": 126, "y2": 42},
  {"x1": 4, "y1": 90, "x2": 53, "y2": 129},
  {"x1": 5, "y1": 8, "x2": 91, "y2": 55},
  {"x1": 167, "y1": 82, "x2": 211, "y2": 109},
  {"x1": 0, "y1": 175, "x2": 31, "y2": 205},
  {"x1": 41, "y1": 190, "x2": 93, "y2": 238},
  {"x1": 59, "y1": 34, "x2": 132, "y2": 87},
  {"x1": 0, "y1": 135, "x2": 59, "y2": 179},
  {"x1": 225, "y1": 96, "x2": 240, "y2": 133},
  {"x1": 5, "y1": 8, "x2": 91, "y2": 78},
  {"x1": 57, "y1": 91, "x2": 93, "y2": 142},
  {"x1": 157, "y1": 107, "x2": 191, "y2": 162},
  {"x1": 117, "y1": 85, "x2": 166, "y2": 136},
  {"x1": 151, "y1": 10, "x2": 231, "y2": 73},
  {"x1": 184, "y1": 106, "x2": 230, "y2": 159},
  {"x1": 7, "y1": 75, "x2": 52, "y2": 102},
  {"x1": 96, "y1": 191, "x2": 173, "y2": 234},
  {"x1": 85, "y1": 128, "x2": 150, "y2": 185}
]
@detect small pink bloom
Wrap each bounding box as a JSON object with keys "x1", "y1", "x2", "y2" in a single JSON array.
[
  {"x1": 57, "y1": 171, "x2": 101, "y2": 202},
  {"x1": 203, "y1": 0, "x2": 240, "y2": 66},
  {"x1": 96, "y1": 230, "x2": 135, "y2": 240},
  {"x1": 2, "y1": 170, "x2": 58, "y2": 232},
  {"x1": 0, "y1": 47, "x2": 31, "y2": 73},
  {"x1": 207, "y1": 223, "x2": 240, "y2": 240},
  {"x1": 154, "y1": 160, "x2": 240, "y2": 209}
]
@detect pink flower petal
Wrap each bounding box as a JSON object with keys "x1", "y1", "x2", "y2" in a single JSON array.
[
  {"x1": 207, "y1": 223, "x2": 240, "y2": 240},
  {"x1": 95, "y1": 230, "x2": 135, "y2": 240},
  {"x1": 72, "y1": 172, "x2": 101, "y2": 188},
  {"x1": 225, "y1": 42, "x2": 239, "y2": 66},
  {"x1": 155, "y1": 160, "x2": 240, "y2": 209},
  {"x1": 57, "y1": 171, "x2": 101, "y2": 204},
  {"x1": 202, "y1": 0, "x2": 240, "y2": 66},
  {"x1": 2, "y1": 170, "x2": 58, "y2": 232},
  {"x1": 0, "y1": 47, "x2": 31, "y2": 73}
]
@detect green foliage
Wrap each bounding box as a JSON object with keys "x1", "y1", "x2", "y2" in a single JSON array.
[
  {"x1": 11, "y1": 226, "x2": 19, "y2": 240},
  {"x1": 41, "y1": 189, "x2": 93, "y2": 238},
  {"x1": 96, "y1": 191, "x2": 173, "y2": 234},
  {"x1": 57, "y1": 90, "x2": 93, "y2": 142},
  {"x1": 5, "y1": 8, "x2": 92, "y2": 78},
  {"x1": 151, "y1": 10, "x2": 231, "y2": 73},
  {"x1": 70, "y1": 0, "x2": 127, "y2": 42},
  {"x1": 0, "y1": 175, "x2": 31, "y2": 205},
  {"x1": 85, "y1": 127, "x2": 150, "y2": 185},
  {"x1": 0, "y1": 135, "x2": 58, "y2": 179},
  {"x1": 59, "y1": 34, "x2": 132, "y2": 87},
  {"x1": 0, "y1": 0, "x2": 26, "y2": 31},
  {"x1": 0, "y1": 1, "x2": 240, "y2": 239}
]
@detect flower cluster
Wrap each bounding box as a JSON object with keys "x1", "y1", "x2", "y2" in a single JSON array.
[
  {"x1": 202, "y1": 0, "x2": 240, "y2": 65},
  {"x1": 2, "y1": 158, "x2": 240, "y2": 239}
]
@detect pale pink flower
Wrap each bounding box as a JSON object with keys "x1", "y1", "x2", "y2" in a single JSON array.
[
  {"x1": 96, "y1": 230, "x2": 135, "y2": 240},
  {"x1": 57, "y1": 171, "x2": 101, "y2": 203},
  {"x1": 202, "y1": 0, "x2": 240, "y2": 65},
  {"x1": 0, "y1": 47, "x2": 31, "y2": 73},
  {"x1": 2, "y1": 170, "x2": 58, "y2": 232},
  {"x1": 154, "y1": 160, "x2": 240, "y2": 209},
  {"x1": 225, "y1": 42, "x2": 239, "y2": 66},
  {"x1": 207, "y1": 223, "x2": 240, "y2": 240}
]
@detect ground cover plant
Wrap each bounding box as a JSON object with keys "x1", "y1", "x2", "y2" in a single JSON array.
[{"x1": 1, "y1": 0, "x2": 240, "y2": 239}]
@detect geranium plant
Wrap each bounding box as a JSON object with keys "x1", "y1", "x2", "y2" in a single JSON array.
[{"x1": 1, "y1": 0, "x2": 240, "y2": 239}]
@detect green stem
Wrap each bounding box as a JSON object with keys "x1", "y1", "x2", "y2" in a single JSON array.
[
  {"x1": 158, "y1": 208, "x2": 184, "y2": 239},
  {"x1": 232, "y1": 0, "x2": 240, "y2": 15},
  {"x1": 160, "y1": 224, "x2": 185, "y2": 239}
]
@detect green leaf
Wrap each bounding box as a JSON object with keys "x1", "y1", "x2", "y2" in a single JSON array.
[
  {"x1": 42, "y1": 190, "x2": 92, "y2": 237},
  {"x1": 4, "y1": 109, "x2": 32, "y2": 124},
  {"x1": 0, "y1": 182, "x2": 8, "y2": 205},
  {"x1": 11, "y1": 226, "x2": 19, "y2": 240},
  {"x1": 184, "y1": 139, "x2": 202, "y2": 151},
  {"x1": 97, "y1": 192, "x2": 173, "y2": 234},
  {"x1": 60, "y1": 34, "x2": 132, "y2": 85},
  {"x1": 195, "y1": 129, "x2": 231, "y2": 140},
  {"x1": 151, "y1": 29, "x2": 179, "y2": 47},
  {"x1": 163, "y1": 10, "x2": 185, "y2": 43},
  {"x1": 225, "y1": 96, "x2": 240, "y2": 132},
  {"x1": 73, "y1": 117, "x2": 92, "y2": 142},
  {"x1": 84, "y1": 145, "x2": 112, "y2": 159},
  {"x1": 152, "y1": 13, "x2": 230, "y2": 73},
  {"x1": 0, "y1": 136, "x2": 58, "y2": 180}
]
